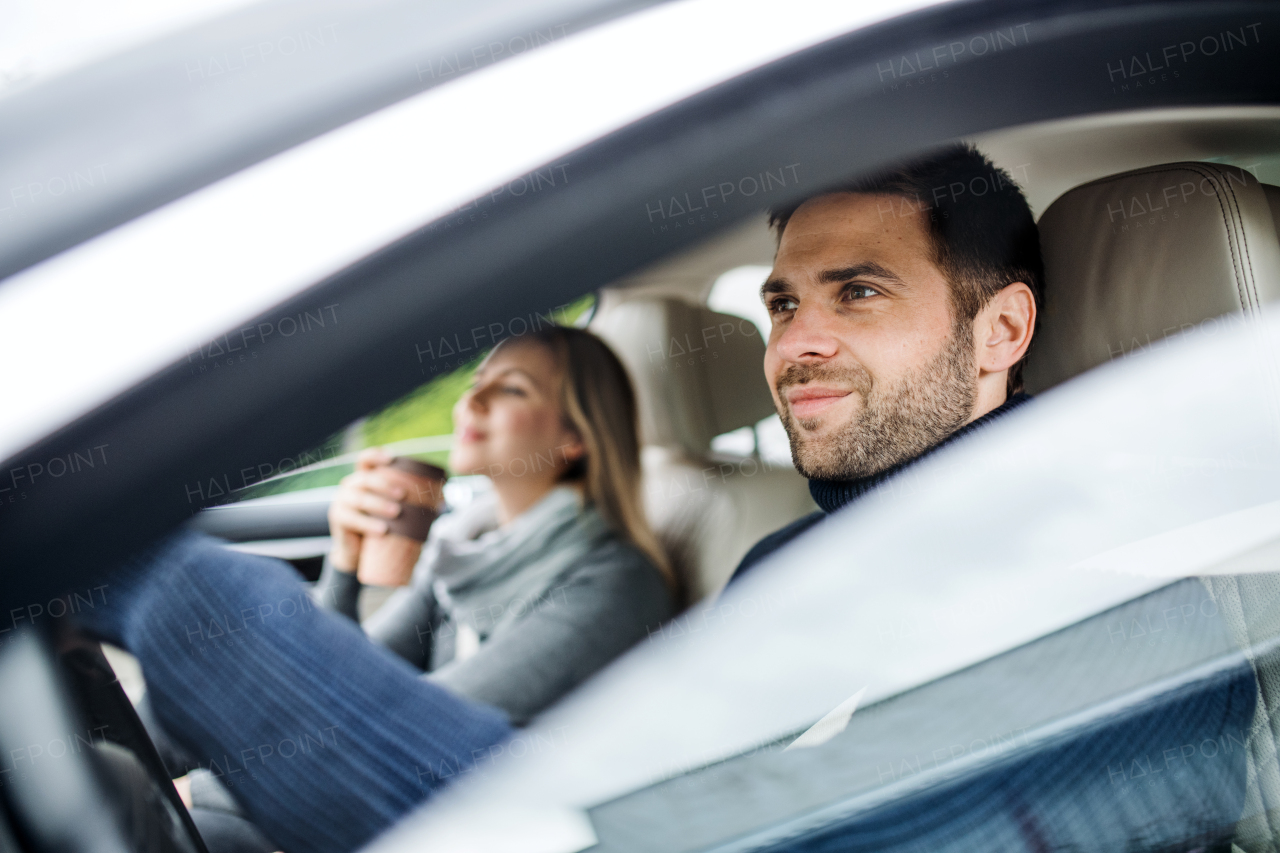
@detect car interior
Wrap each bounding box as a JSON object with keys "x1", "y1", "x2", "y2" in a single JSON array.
[
  {"x1": 192, "y1": 106, "x2": 1280, "y2": 610},
  {"x1": 6, "y1": 42, "x2": 1280, "y2": 853}
]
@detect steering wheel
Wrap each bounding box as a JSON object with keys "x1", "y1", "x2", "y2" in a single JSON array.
[{"x1": 0, "y1": 627, "x2": 207, "y2": 853}]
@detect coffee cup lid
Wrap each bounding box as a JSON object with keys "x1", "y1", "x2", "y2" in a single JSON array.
[{"x1": 388, "y1": 456, "x2": 447, "y2": 481}]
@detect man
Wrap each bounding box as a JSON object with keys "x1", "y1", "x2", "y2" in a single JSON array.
[{"x1": 730, "y1": 144, "x2": 1041, "y2": 584}]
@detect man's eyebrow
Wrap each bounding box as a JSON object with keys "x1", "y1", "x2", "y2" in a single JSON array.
[
  {"x1": 818, "y1": 262, "x2": 906, "y2": 286},
  {"x1": 760, "y1": 277, "x2": 793, "y2": 299},
  {"x1": 760, "y1": 262, "x2": 905, "y2": 302}
]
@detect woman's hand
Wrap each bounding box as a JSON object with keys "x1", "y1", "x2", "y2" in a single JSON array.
[{"x1": 327, "y1": 447, "x2": 407, "y2": 572}]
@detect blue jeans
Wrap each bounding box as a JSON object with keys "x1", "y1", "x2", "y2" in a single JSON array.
[{"x1": 78, "y1": 532, "x2": 512, "y2": 853}]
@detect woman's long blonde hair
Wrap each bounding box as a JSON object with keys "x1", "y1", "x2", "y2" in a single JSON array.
[{"x1": 498, "y1": 326, "x2": 675, "y2": 594}]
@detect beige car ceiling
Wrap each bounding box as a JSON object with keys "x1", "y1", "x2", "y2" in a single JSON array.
[{"x1": 600, "y1": 105, "x2": 1280, "y2": 308}]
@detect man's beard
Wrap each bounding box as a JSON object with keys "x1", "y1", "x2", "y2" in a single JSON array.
[{"x1": 777, "y1": 321, "x2": 978, "y2": 481}]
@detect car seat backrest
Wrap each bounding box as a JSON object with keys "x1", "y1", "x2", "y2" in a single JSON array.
[
  {"x1": 592, "y1": 297, "x2": 775, "y2": 450},
  {"x1": 1025, "y1": 162, "x2": 1280, "y2": 393},
  {"x1": 592, "y1": 296, "x2": 816, "y2": 601}
]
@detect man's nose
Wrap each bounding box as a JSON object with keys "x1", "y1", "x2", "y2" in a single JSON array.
[{"x1": 773, "y1": 304, "x2": 840, "y2": 362}]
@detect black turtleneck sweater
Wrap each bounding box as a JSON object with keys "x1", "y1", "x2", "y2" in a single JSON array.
[{"x1": 726, "y1": 392, "x2": 1033, "y2": 587}]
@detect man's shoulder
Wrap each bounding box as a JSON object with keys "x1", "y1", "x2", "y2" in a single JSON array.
[{"x1": 726, "y1": 510, "x2": 826, "y2": 588}]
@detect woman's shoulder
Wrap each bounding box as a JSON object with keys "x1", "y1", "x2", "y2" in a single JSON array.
[
  {"x1": 577, "y1": 531, "x2": 652, "y2": 571},
  {"x1": 564, "y1": 531, "x2": 676, "y2": 610}
]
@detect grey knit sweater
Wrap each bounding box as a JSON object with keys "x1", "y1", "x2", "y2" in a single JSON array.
[{"x1": 314, "y1": 530, "x2": 674, "y2": 726}]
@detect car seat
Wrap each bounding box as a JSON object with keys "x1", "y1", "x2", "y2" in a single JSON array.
[
  {"x1": 592, "y1": 295, "x2": 816, "y2": 603},
  {"x1": 1025, "y1": 161, "x2": 1280, "y2": 392}
]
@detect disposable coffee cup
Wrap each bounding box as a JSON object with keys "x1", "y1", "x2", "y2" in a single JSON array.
[{"x1": 356, "y1": 457, "x2": 447, "y2": 587}]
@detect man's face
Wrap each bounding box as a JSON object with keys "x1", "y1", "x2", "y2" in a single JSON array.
[{"x1": 763, "y1": 192, "x2": 978, "y2": 481}]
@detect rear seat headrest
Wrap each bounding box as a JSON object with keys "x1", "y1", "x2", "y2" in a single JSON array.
[
  {"x1": 1025, "y1": 162, "x2": 1280, "y2": 393},
  {"x1": 592, "y1": 296, "x2": 776, "y2": 454}
]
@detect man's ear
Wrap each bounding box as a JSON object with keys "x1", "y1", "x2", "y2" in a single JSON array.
[{"x1": 976, "y1": 281, "x2": 1036, "y2": 375}]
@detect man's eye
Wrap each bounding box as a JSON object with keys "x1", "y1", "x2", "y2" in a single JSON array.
[
  {"x1": 768, "y1": 296, "x2": 799, "y2": 314},
  {"x1": 845, "y1": 285, "x2": 880, "y2": 301},
  {"x1": 501, "y1": 385, "x2": 526, "y2": 396}
]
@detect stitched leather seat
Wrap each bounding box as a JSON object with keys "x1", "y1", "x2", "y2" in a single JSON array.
[
  {"x1": 1025, "y1": 162, "x2": 1280, "y2": 393},
  {"x1": 592, "y1": 295, "x2": 815, "y2": 602}
]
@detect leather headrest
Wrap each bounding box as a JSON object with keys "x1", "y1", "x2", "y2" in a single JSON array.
[
  {"x1": 592, "y1": 297, "x2": 775, "y2": 454},
  {"x1": 1025, "y1": 162, "x2": 1280, "y2": 393}
]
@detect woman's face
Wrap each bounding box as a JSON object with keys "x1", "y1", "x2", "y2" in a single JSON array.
[{"x1": 448, "y1": 340, "x2": 584, "y2": 483}]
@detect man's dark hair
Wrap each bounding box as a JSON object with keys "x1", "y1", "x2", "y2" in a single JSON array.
[{"x1": 768, "y1": 144, "x2": 1043, "y2": 394}]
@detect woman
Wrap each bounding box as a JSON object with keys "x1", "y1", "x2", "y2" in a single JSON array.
[
  {"x1": 79, "y1": 327, "x2": 676, "y2": 853},
  {"x1": 313, "y1": 326, "x2": 675, "y2": 723}
]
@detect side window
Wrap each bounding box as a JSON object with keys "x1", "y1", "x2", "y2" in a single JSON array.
[
  {"x1": 234, "y1": 294, "x2": 596, "y2": 501},
  {"x1": 1207, "y1": 154, "x2": 1280, "y2": 185},
  {"x1": 707, "y1": 265, "x2": 791, "y2": 467}
]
